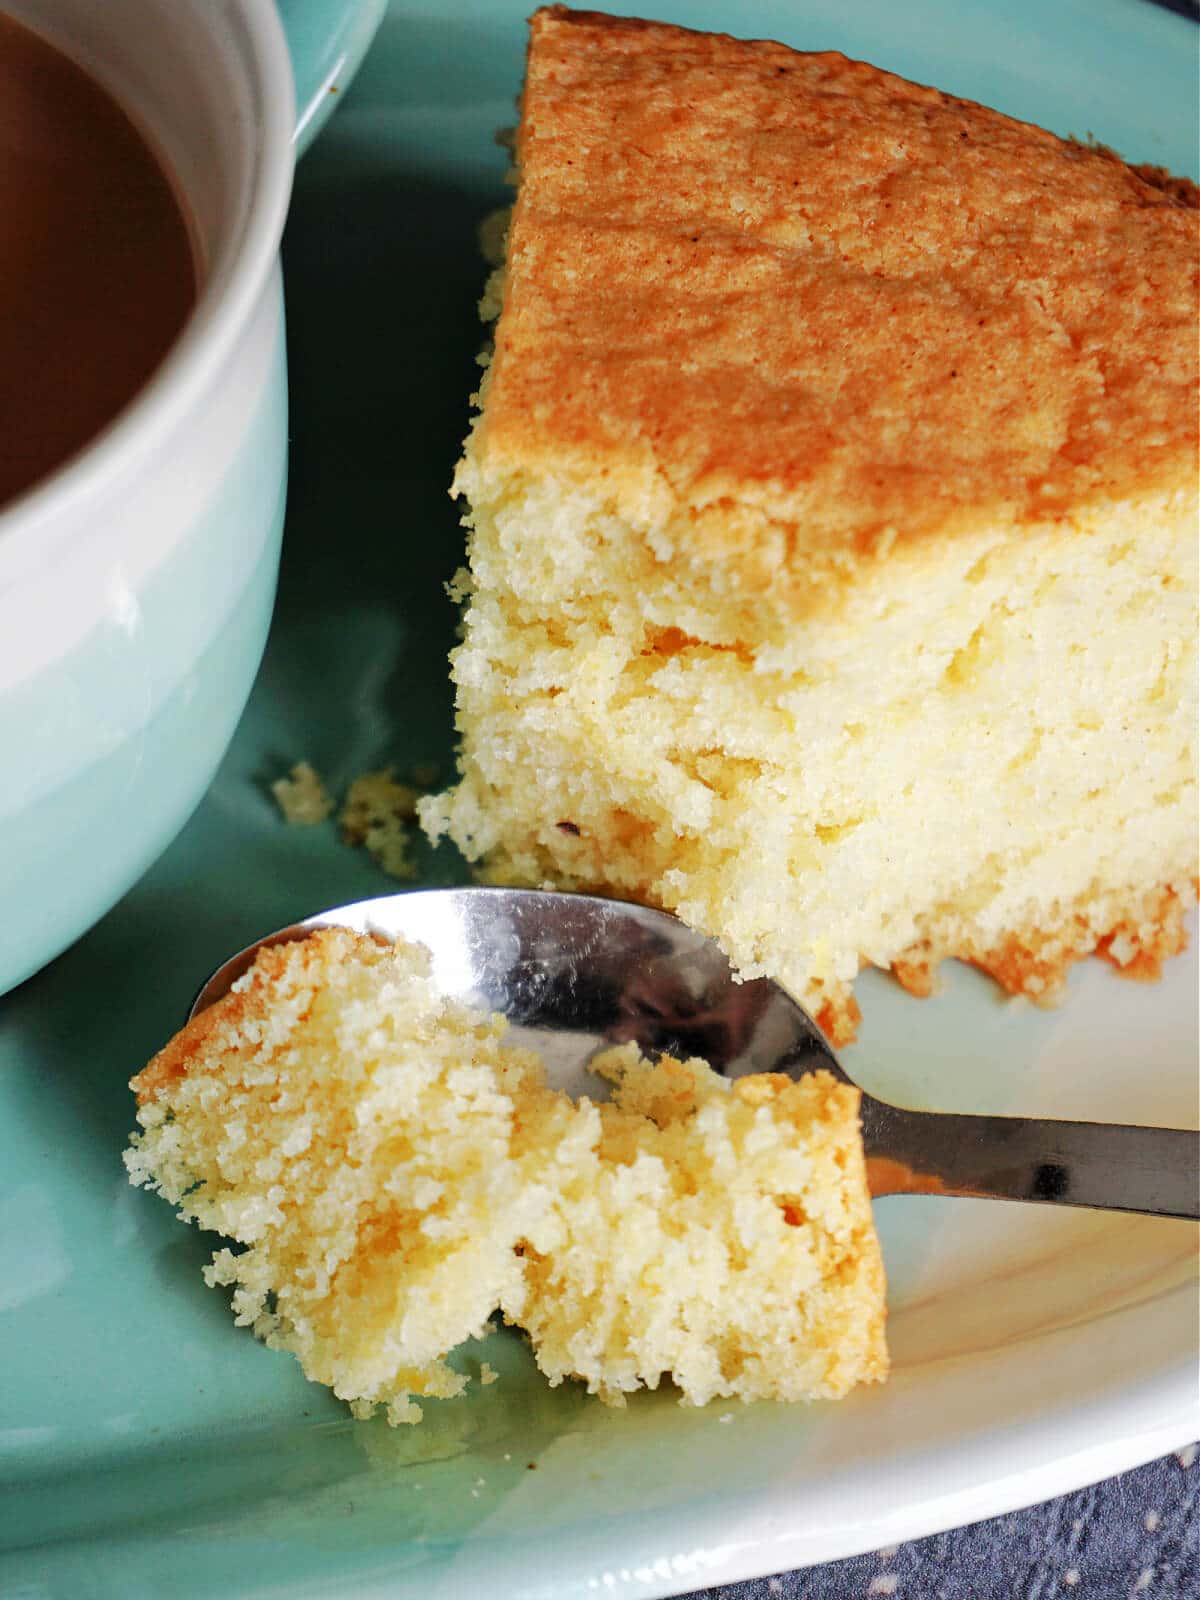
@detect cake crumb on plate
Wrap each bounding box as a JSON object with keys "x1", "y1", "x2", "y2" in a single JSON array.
[{"x1": 271, "y1": 761, "x2": 334, "y2": 826}]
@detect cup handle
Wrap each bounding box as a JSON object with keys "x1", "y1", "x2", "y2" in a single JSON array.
[{"x1": 274, "y1": 0, "x2": 388, "y2": 156}]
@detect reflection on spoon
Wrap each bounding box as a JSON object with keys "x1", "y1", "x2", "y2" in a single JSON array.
[{"x1": 192, "y1": 888, "x2": 1200, "y2": 1220}]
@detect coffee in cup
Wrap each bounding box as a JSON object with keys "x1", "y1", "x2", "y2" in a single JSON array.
[{"x1": 0, "y1": 10, "x2": 196, "y2": 508}]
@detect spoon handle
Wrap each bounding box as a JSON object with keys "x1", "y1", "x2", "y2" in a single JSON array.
[{"x1": 861, "y1": 1097, "x2": 1199, "y2": 1219}]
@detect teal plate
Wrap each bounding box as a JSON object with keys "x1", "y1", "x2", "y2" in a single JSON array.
[{"x1": 2, "y1": 3, "x2": 1197, "y2": 1596}]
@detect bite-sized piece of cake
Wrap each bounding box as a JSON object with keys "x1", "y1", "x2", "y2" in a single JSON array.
[
  {"x1": 419, "y1": 6, "x2": 1199, "y2": 1044},
  {"x1": 125, "y1": 928, "x2": 887, "y2": 1422}
]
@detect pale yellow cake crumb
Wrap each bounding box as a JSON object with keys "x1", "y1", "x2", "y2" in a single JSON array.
[
  {"x1": 125, "y1": 928, "x2": 887, "y2": 1423},
  {"x1": 339, "y1": 768, "x2": 421, "y2": 879},
  {"x1": 271, "y1": 761, "x2": 334, "y2": 827}
]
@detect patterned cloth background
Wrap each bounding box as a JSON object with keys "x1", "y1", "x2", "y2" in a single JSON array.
[{"x1": 687, "y1": 1448, "x2": 1198, "y2": 1599}]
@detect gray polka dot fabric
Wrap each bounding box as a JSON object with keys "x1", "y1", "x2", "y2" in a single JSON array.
[{"x1": 686, "y1": 1448, "x2": 1198, "y2": 1600}]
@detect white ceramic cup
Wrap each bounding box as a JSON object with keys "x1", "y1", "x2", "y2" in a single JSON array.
[{"x1": 0, "y1": 0, "x2": 385, "y2": 995}]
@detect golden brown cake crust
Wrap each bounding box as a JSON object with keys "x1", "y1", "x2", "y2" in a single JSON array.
[
  {"x1": 768, "y1": 883, "x2": 1196, "y2": 1048},
  {"x1": 477, "y1": 7, "x2": 1199, "y2": 599},
  {"x1": 809, "y1": 887, "x2": 1194, "y2": 1048},
  {"x1": 886, "y1": 883, "x2": 1195, "y2": 1035},
  {"x1": 132, "y1": 936, "x2": 335, "y2": 1104}
]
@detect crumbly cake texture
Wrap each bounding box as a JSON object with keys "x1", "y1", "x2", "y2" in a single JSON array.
[
  {"x1": 271, "y1": 761, "x2": 334, "y2": 827},
  {"x1": 420, "y1": 7, "x2": 1199, "y2": 1044},
  {"x1": 339, "y1": 768, "x2": 421, "y2": 879},
  {"x1": 125, "y1": 929, "x2": 887, "y2": 1422},
  {"x1": 273, "y1": 762, "x2": 427, "y2": 879}
]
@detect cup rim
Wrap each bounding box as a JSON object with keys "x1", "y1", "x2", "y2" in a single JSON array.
[{"x1": 0, "y1": 0, "x2": 296, "y2": 558}]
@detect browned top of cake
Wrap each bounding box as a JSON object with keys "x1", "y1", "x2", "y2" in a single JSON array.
[{"x1": 473, "y1": 7, "x2": 1199, "y2": 575}]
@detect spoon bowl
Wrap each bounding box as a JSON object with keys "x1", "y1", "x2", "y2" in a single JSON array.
[{"x1": 194, "y1": 887, "x2": 1200, "y2": 1220}]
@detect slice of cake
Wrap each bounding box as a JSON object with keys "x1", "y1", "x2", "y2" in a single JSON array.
[
  {"x1": 420, "y1": 7, "x2": 1199, "y2": 1044},
  {"x1": 125, "y1": 928, "x2": 887, "y2": 1423}
]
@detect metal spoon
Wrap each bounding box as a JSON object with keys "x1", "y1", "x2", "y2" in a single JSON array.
[{"x1": 193, "y1": 887, "x2": 1199, "y2": 1220}]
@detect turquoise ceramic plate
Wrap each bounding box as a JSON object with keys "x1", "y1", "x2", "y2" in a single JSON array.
[{"x1": 2, "y1": 3, "x2": 1197, "y2": 1596}]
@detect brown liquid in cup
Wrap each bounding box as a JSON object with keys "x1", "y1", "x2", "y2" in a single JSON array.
[{"x1": 0, "y1": 13, "x2": 197, "y2": 510}]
